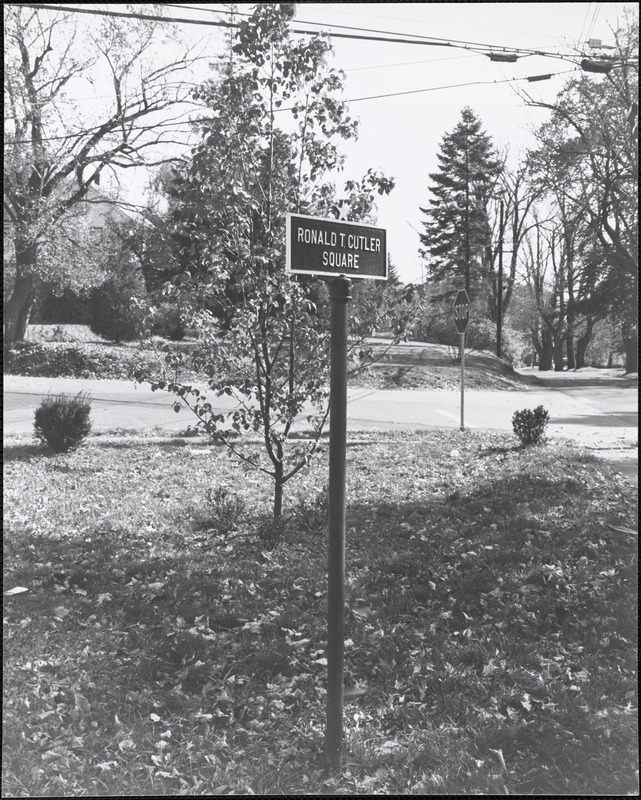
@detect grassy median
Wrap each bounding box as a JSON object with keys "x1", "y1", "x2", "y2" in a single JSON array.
[{"x1": 3, "y1": 429, "x2": 638, "y2": 795}]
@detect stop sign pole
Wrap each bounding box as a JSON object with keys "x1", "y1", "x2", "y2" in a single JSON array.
[{"x1": 453, "y1": 289, "x2": 470, "y2": 431}]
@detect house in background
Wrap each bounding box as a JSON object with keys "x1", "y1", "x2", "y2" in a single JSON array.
[{"x1": 68, "y1": 180, "x2": 141, "y2": 255}]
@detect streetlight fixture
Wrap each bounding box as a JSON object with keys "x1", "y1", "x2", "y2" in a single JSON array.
[
  {"x1": 489, "y1": 52, "x2": 520, "y2": 63},
  {"x1": 483, "y1": 49, "x2": 621, "y2": 74},
  {"x1": 580, "y1": 58, "x2": 615, "y2": 74}
]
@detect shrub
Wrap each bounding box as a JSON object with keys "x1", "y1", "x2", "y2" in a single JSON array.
[
  {"x1": 90, "y1": 263, "x2": 146, "y2": 343},
  {"x1": 5, "y1": 341, "x2": 132, "y2": 379},
  {"x1": 257, "y1": 517, "x2": 286, "y2": 548},
  {"x1": 512, "y1": 405, "x2": 550, "y2": 447},
  {"x1": 4, "y1": 340, "x2": 197, "y2": 381},
  {"x1": 294, "y1": 485, "x2": 329, "y2": 535},
  {"x1": 33, "y1": 286, "x2": 92, "y2": 326},
  {"x1": 4, "y1": 342, "x2": 51, "y2": 375},
  {"x1": 500, "y1": 326, "x2": 531, "y2": 368},
  {"x1": 33, "y1": 392, "x2": 93, "y2": 453},
  {"x1": 205, "y1": 487, "x2": 246, "y2": 534},
  {"x1": 151, "y1": 303, "x2": 186, "y2": 341}
]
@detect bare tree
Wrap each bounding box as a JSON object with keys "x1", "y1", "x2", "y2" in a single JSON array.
[
  {"x1": 3, "y1": 4, "x2": 203, "y2": 347},
  {"x1": 519, "y1": 14, "x2": 639, "y2": 371},
  {"x1": 484, "y1": 162, "x2": 541, "y2": 326},
  {"x1": 522, "y1": 216, "x2": 574, "y2": 371}
]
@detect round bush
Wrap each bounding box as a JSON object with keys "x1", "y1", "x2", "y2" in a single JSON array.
[
  {"x1": 34, "y1": 392, "x2": 92, "y2": 453},
  {"x1": 512, "y1": 405, "x2": 550, "y2": 446}
]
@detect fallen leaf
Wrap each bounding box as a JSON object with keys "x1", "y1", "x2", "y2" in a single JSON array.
[
  {"x1": 118, "y1": 737, "x2": 135, "y2": 751},
  {"x1": 483, "y1": 658, "x2": 499, "y2": 676}
]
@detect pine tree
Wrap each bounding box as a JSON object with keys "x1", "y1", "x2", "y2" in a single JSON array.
[{"x1": 419, "y1": 107, "x2": 502, "y2": 299}]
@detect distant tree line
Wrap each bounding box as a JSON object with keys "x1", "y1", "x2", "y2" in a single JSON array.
[
  {"x1": 416, "y1": 12, "x2": 638, "y2": 372},
  {"x1": 5, "y1": 5, "x2": 637, "y2": 373}
]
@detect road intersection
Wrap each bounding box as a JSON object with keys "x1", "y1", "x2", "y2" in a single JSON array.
[{"x1": 4, "y1": 372, "x2": 637, "y2": 475}]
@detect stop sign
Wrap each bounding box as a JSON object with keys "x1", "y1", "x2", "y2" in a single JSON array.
[{"x1": 453, "y1": 289, "x2": 470, "y2": 334}]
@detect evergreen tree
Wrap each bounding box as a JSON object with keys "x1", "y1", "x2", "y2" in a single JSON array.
[{"x1": 419, "y1": 107, "x2": 502, "y2": 299}]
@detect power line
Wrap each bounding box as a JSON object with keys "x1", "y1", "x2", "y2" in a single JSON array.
[
  {"x1": 5, "y1": 68, "x2": 580, "y2": 145},
  {"x1": 14, "y1": 3, "x2": 592, "y2": 62},
  {"x1": 166, "y1": 1, "x2": 590, "y2": 59},
  {"x1": 577, "y1": 2, "x2": 593, "y2": 45},
  {"x1": 167, "y1": 2, "x2": 531, "y2": 53},
  {"x1": 586, "y1": 3, "x2": 602, "y2": 43},
  {"x1": 282, "y1": 70, "x2": 579, "y2": 106}
]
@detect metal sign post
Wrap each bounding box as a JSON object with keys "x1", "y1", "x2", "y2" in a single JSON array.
[
  {"x1": 325, "y1": 275, "x2": 351, "y2": 768},
  {"x1": 286, "y1": 213, "x2": 387, "y2": 768},
  {"x1": 460, "y1": 332, "x2": 466, "y2": 431},
  {"x1": 453, "y1": 289, "x2": 470, "y2": 432}
]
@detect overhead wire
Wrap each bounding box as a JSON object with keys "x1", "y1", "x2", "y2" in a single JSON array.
[
  {"x1": 166, "y1": 2, "x2": 579, "y2": 50},
  {"x1": 6, "y1": 66, "x2": 581, "y2": 145},
  {"x1": 6, "y1": 2, "x2": 630, "y2": 147},
  {"x1": 14, "y1": 3, "x2": 591, "y2": 62},
  {"x1": 281, "y1": 70, "x2": 580, "y2": 106},
  {"x1": 576, "y1": 2, "x2": 593, "y2": 45},
  {"x1": 585, "y1": 3, "x2": 602, "y2": 43}
]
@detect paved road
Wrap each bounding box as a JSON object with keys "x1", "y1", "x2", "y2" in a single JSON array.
[{"x1": 4, "y1": 372, "x2": 637, "y2": 457}]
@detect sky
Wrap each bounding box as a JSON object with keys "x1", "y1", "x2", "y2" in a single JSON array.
[
  {"x1": 288, "y1": 2, "x2": 635, "y2": 283},
  {"x1": 99, "y1": 2, "x2": 635, "y2": 284}
]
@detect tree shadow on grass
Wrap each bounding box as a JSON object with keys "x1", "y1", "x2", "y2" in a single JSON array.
[
  {"x1": 3, "y1": 442, "x2": 57, "y2": 461},
  {"x1": 477, "y1": 443, "x2": 522, "y2": 457},
  {"x1": 477, "y1": 443, "x2": 604, "y2": 466},
  {"x1": 92, "y1": 438, "x2": 194, "y2": 450}
]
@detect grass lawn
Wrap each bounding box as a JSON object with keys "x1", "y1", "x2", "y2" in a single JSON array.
[{"x1": 3, "y1": 429, "x2": 638, "y2": 796}]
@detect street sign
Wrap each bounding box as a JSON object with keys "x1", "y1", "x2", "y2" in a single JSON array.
[
  {"x1": 285, "y1": 210, "x2": 386, "y2": 767},
  {"x1": 453, "y1": 289, "x2": 470, "y2": 334},
  {"x1": 286, "y1": 213, "x2": 387, "y2": 281}
]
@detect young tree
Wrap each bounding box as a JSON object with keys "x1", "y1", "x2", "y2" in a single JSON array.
[
  {"x1": 142, "y1": 4, "x2": 393, "y2": 520},
  {"x1": 419, "y1": 107, "x2": 503, "y2": 300},
  {"x1": 3, "y1": 4, "x2": 200, "y2": 348}
]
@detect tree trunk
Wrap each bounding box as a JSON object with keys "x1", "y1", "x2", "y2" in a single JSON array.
[
  {"x1": 576, "y1": 334, "x2": 589, "y2": 369},
  {"x1": 273, "y1": 464, "x2": 284, "y2": 521},
  {"x1": 622, "y1": 324, "x2": 638, "y2": 374},
  {"x1": 538, "y1": 328, "x2": 553, "y2": 371},
  {"x1": 4, "y1": 273, "x2": 36, "y2": 349},
  {"x1": 575, "y1": 318, "x2": 595, "y2": 369},
  {"x1": 553, "y1": 334, "x2": 565, "y2": 371},
  {"x1": 4, "y1": 237, "x2": 38, "y2": 349},
  {"x1": 566, "y1": 333, "x2": 576, "y2": 370},
  {"x1": 623, "y1": 268, "x2": 638, "y2": 374}
]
